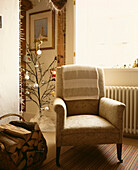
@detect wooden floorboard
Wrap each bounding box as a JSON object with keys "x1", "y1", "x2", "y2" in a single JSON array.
[{"x1": 42, "y1": 132, "x2": 138, "y2": 165}]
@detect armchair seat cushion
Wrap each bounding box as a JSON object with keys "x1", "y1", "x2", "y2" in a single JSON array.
[{"x1": 62, "y1": 115, "x2": 119, "y2": 135}]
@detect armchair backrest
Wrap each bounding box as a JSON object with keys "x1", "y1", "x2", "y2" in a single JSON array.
[{"x1": 56, "y1": 66, "x2": 105, "y2": 116}]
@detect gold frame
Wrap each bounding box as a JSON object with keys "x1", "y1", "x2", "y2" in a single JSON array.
[
  {"x1": 29, "y1": 10, "x2": 55, "y2": 50},
  {"x1": 0, "y1": 16, "x2": 2, "y2": 28}
]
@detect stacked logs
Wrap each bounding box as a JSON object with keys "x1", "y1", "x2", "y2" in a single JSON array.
[{"x1": 0, "y1": 121, "x2": 47, "y2": 170}]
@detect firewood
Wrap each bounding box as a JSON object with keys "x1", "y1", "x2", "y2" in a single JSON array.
[
  {"x1": 31, "y1": 131, "x2": 39, "y2": 139},
  {"x1": 27, "y1": 139, "x2": 35, "y2": 147},
  {"x1": 0, "y1": 120, "x2": 47, "y2": 170},
  {"x1": 38, "y1": 131, "x2": 42, "y2": 141},
  {"x1": 17, "y1": 151, "x2": 23, "y2": 165},
  {"x1": 28, "y1": 146, "x2": 34, "y2": 150},
  {"x1": 26, "y1": 151, "x2": 35, "y2": 167},
  {"x1": 0, "y1": 124, "x2": 32, "y2": 141},
  {"x1": 0, "y1": 142, "x2": 5, "y2": 152},
  {"x1": 0, "y1": 150, "x2": 16, "y2": 170},
  {"x1": 10, "y1": 151, "x2": 18, "y2": 164},
  {"x1": 27, "y1": 157, "x2": 33, "y2": 167},
  {"x1": 22, "y1": 145, "x2": 34, "y2": 152},
  {"x1": 0, "y1": 133, "x2": 17, "y2": 153},
  {"x1": 16, "y1": 138, "x2": 26, "y2": 149},
  {"x1": 3, "y1": 133, "x2": 26, "y2": 149},
  {"x1": 9, "y1": 121, "x2": 40, "y2": 131},
  {"x1": 17, "y1": 159, "x2": 26, "y2": 170},
  {"x1": 34, "y1": 139, "x2": 39, "y2": 147},
  {"x1": 38, "y1": 141, "x2": 43, "y2": 151},
  {"x1": 22, "y1": 145, "x2": 29, "y2": 152},
  {"x1": 27, "y1": 150, "x2": 35, "y2": 158},
  {"x1": 33, "y1": 152, "x2": 41, "y2": 163}
]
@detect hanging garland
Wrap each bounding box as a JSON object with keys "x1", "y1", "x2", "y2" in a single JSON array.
[
  {"x1": 49, "y1": 0, "x2": 67, "y2": 10},
  {"x1": 22, "y1": 42, "x2": 57, "y2": 117}
]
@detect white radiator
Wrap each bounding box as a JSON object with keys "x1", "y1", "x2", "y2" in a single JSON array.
[{"x1": 105, "y1": 86, "x2": 138, "y2": 135}]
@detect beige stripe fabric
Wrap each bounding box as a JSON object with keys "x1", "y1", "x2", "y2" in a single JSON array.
[
  {"x1": 63, "y1": 79, "x2": 98, "y2": 88},
  {"x1": 62, "y1": 65, "x2": 99, "y2": 100}
]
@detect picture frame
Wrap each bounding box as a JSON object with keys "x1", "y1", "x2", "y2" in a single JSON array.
[
  {"x1": 0, "y1": 16, "x2": 2, "y2": 28},
  {"x1": 29, "y1": 10, "x2": 55, "y2": 50}
]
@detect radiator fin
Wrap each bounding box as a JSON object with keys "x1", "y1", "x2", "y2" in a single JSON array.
[{"x1": 105, "y1": 86, "x2": 138, "y2": 135}]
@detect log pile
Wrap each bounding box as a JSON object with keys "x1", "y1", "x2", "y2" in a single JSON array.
[{"x1": 0, "y1": 121, "x2": 47, "y2": 170}]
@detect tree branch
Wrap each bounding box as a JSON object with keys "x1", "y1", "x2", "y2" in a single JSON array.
[
  {"x1": 25, "y1": 87, "x2": 39, "y2": 99},
  {"x1": 25, "y1": 62, "x2": 36, "y2": 75},
  {"x1": 39, "y1": 57, "x2": 56, "y2": 83},
  {"x1": 26, "y1": 94, "x2": 39, "y2": 107}
]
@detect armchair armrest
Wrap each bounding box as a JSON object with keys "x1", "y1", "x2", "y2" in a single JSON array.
[
  {"x1": 99, "y1": 97, "x2": 126, "y2": 131},
  {"x1": 53, "y1": 98, "x2": 67, "y2": 146},
  {"x1": 53, "y1": 97, "x2": 67, "y2": 131}
]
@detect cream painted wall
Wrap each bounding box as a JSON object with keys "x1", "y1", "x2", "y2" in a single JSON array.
[
  {"x1": 26, "y1": 0, "x2": 57, "y2": 115},
  {"x1": 66, "y1": 0, "x2": 74, "y2": 64},
  {"x1": 104, "y1": 68, "x2": 138, "y2": 86},
  {"x1": 72, "y1": 0, "x2": 138, "y2": 87},
  {"x1": 0, "y1": 0, "x2": 19, "y2": 123}
]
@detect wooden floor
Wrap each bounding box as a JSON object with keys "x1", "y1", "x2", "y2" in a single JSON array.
[
  {"x1": 23, "y1": 113, "x2": 138, "y2": 166},
  {"x1": 42, "y1": 132, "x2": 138, "y2": 166}
]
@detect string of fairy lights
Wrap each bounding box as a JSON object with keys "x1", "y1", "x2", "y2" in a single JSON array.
[
  {"x1": 19, "y1": 0, "x2": 67, "y2": 115},
  {"x1": 21, "y1": 40, "x2": 57, "y2": 117}
]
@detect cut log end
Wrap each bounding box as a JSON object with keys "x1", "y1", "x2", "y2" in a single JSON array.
[
  {"x1": 0, "y1": 142, "x2": 5, "y2": 152},
  {"x1": 0, "y1": 121, "x2": 47, "y2": 169}
]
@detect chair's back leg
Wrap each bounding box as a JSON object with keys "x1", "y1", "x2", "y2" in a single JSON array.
[
  {"x1": 56, "y1": 146, "x2": 61, "y2": 167},
  {"x1": 117, "y1": 144, "x2": 123, "y2": 163}
]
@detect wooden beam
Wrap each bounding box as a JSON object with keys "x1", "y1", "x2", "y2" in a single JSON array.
[{"x1": 21, "y1": 0, "x2": 33, "y2": 12}]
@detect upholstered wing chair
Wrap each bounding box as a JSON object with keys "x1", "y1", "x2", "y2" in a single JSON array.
[{"x1": 53, "y1": 65, "x2": 125, "y2": 167}]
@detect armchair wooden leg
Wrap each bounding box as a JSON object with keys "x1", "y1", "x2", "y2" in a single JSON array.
[
  {"x1": 56, "y1": 147, "x2": 61, "y2": 167},
  {"x1": 117, "y1": 144, "x2": 123, "y2": 163}
]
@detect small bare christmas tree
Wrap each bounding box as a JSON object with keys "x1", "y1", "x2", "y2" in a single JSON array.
[{"x1": 21, "y1": 41, "x2": 57, "y2": 117}]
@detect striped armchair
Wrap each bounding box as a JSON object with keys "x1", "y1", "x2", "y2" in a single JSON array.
[{"x1": 54, "y1": 65, "x2": 125, "y2": 167}]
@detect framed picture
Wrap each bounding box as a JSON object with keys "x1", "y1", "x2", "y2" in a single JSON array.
[
  {"x1": 29, "y1": 10, "x2": 55, "y2": 50},
  {"x1": 0, "y1": 16, "x2": 2, "y2": 28}
]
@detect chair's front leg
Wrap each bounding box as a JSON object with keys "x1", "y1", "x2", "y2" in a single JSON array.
[
  {"x1": 117, "y1": 144, "x2": 123, "y2": 163},
  {"x1": 56, "y1": 147, "x2": 61, "y2": 167}
]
